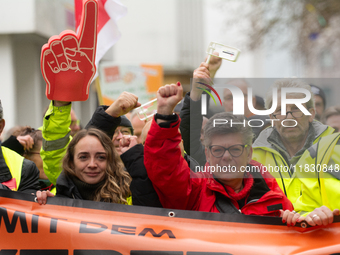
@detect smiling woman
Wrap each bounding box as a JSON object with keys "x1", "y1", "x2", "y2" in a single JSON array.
[
  {"x1": 59, "y1": 128, "x2": 131, "y2": 203},
  {"x1": 37, "y1": 128, "x2": 131, "y2": 204}
]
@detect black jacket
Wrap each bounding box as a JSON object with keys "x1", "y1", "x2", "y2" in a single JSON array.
[
  {"x1": 179, "y1": 92, "x2": 206, "y2": 166},
  {"x1": 2, "y1": 136, "x2": 25, "y2": 155},
  {"x1": 85, "y1": 105, "x2": 121, "y2": 140},
  {"x1": 121, "y1": 144, "x2": 162, "y2": 207},
  {"x1": 55, "y1": 171, "x2": 83, "y2": 199}
]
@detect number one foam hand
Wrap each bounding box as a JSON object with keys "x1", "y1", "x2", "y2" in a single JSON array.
[{"x1": 41, "y1": 0, "x2": 98, "y2": 101}]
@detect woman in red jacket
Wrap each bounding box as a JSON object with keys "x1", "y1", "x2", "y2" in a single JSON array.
[{"x1": 144, "y1": 83, "x2": 293, "y2": 216}]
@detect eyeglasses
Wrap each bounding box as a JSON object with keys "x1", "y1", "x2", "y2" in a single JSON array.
[
  {"x1": 209, "y1": 144, "x2": 248, "y2": 158},
  {"x1": 113, "y1": 128, "x2": 132, "y2": 137},
  {"x1": 272, "y1": 110, "x2": 304, "y2": 120}
]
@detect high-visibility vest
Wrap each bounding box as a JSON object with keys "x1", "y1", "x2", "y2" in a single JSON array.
[
  {"x1": 294, "y1": 133, "x2": 340, "y2": 214},
  {"x1": 252, "y1": 126, "x2": 334, "y2": 206},
  {"x1": 1, "y1": 147, "x2": 24, "y2": 191},
  {"x1": 252, "y1": 148, "x2": 301, "y2": 205}
]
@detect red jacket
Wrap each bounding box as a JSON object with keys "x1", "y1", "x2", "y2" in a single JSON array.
[{"x1": 144, "y1": 116, "x2": 293, "y2": 216}]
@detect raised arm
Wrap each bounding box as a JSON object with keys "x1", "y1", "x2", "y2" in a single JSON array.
[
  {"x1": 180, "y1": 53, "x2": 221, "y2": 165},
  {"x1": 40, "y1": 100, "x2": 72, "y2": 185},
  {"x1": 144, "y1": 83, "x2": 204, "y2": 210},
  {"x1": 85, "y1": 92, "x2": 140, "y2": 139}
]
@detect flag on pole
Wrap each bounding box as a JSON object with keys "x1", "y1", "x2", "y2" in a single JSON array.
[{"x1": 75, "y1": 0, "x2": 127, "y2": 79}]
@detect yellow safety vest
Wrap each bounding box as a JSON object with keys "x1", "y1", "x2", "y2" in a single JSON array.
[
  {"x1": 252, "y1": 124, "x2": 334, "y2": 206},
  {"x1": 252, "y1": 148, "x2": 301, "y2": 206},
  {"x1": 294, "y1": 133, "x2": 340, "y2": 215},
  {"x1": 1, "y1": 147, "x2": 24, "y2": 191}
]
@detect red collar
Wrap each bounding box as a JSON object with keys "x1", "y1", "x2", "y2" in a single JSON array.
[{"x1": 223, "y1": 172, "x2": 254, "y2": 201}]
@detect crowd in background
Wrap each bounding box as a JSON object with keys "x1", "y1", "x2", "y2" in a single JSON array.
[{"x1": 1, "y1": 53, "x2": 340, "y2": 228}]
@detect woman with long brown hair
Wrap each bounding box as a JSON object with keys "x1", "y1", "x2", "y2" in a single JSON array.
[
  {"x1": 36, "y1": 91, "x2": 141, "y2": 204},
  {"x1": 36, "y1": 128, "x2": 131, "y2": 204},
  {"x1": 61, "y1": 128, "x2": 131, "y2": 202}
]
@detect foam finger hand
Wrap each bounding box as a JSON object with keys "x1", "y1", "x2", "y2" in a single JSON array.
[{"x1": 51, "y1": 41, "x2": 68, "y2": 71}]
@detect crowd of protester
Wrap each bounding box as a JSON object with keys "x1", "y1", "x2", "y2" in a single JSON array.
[{"x1": 1, "y1": 53, "x2": 340, "y2": 229}]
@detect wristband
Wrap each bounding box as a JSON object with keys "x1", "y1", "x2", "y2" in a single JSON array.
[
  {"x1": 155, "y1": 113, "x2": 178, "y2": 128},
  {"x1": 155, "y1": 113, "x2": 177, "y2": 121}
]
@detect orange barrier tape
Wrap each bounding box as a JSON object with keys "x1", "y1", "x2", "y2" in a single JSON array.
[{"x1": 1, "y1": 189, "x2": 340, "y2": 254}]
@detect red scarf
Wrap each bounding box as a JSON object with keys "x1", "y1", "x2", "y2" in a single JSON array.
[{"x1": 224, "y1": 173, "x2": 254, "y2": 201}]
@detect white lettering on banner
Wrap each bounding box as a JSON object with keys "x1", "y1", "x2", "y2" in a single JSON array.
[
  {"x1": 213, "y1": 119, "x2": 297, "y2": 128},
  {"x1": 201, "y1": 86, "x2": 312, "y2": 116}
]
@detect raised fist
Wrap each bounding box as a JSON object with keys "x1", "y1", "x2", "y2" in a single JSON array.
[
  {"x1": 105, "y1": 91, "x2": 141, "y2": 118},
  {"x1": 41, "y1": 0, "x2": 98, "y2": 101},
  {"x1": 157, "y1": 83, "x2": 183, "y2": 115}
]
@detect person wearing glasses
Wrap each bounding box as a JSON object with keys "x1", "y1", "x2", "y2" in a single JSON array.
[
  {"x1": 87, "y1": 110, "x2": 134, "y2": 155},
  {"x1": 111, "y1": 116, "x2": 134, "y2": 155},
  {"x1": 281, "y1": 132, "x2": 340, "y2": 227},
  {"x1": 144, "y1": 83, "x2": 293, "y2": 215},
  {"x1": 252, "y1": 79, "x2": 334, "y2": 206}
]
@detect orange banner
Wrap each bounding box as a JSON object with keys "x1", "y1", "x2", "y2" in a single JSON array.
[{"x1": 1, "y1": 189, "x2": 340, "y2": 254}]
